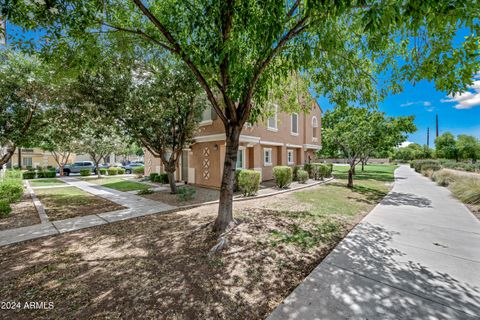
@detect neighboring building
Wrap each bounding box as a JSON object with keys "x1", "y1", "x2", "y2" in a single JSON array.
[
  {"x1": 5, "y1": 148, "x2": 75, "y2": 169},
  {"x1": 144, "y1": 98, "x2": 322, "y2": 189}
]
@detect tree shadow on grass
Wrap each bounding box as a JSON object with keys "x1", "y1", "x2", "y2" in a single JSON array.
[{"x1": 348, "y1": 185, "x2": 388, "y2": 205}]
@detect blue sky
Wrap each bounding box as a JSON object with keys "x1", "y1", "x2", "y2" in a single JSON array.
[{"x1": 318, "y1": 77, "x2": 480, "y2": 146}]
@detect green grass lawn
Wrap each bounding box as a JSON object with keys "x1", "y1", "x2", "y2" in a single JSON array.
[
  {"x1": 101, "y1": 181, "x2": 150, "y2": 192},
  {"x1": 28, "y1": 178, "x2": 66, "y2": 187},
  {"x1": 271, "y1": 164, "x2": 397, "y2": 249}
]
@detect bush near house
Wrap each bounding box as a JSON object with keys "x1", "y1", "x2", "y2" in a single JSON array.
[
  {"x1": 303, "y1": 163, "x2": 313, "y2": 178},
  {"x1": 297, "y1": 169, "x2": 309, "y2": 183},
  {"x1": 0, "y1": 199, "x2": 12, "y2": 217},
  {"x1": 38, "y1": 169, "x2": 56, "y2": 178},
  {"x1": 273, "y1": 166, "x2": 293, "y2": 188},
  {"x1": 107, "y1": 167, "x2": 118, "y2": 176},
  {"x1": 0, "y1": 179, "x2": 23, "y2": 203},
  {"x1": 292, "y1": 166, "x2": 300, "y2": 181},
  {"x1": 99, "y1": 168, "x2": 107, "y2": 175},
  {"x1": 150, "y1": 173, "x2": 159, "y2": 181},
  {"x1": 22, "y1": 171, "x2": 36, "y2": 179},
  {"x1": 177, "y1": 186, "x2": 196, "y2": 201},
  {"x1": 237, "y1": 169, "x2": 260, "y2": 196},
  {"x1": 157, "y1": 173, "x2": 169, "y2": 184},
  {"x1": 133, "y1": 166, "x2": 144, "y2": 177},
  {"x1": 80, "y1": 169, "x2": 91, "y2": 176},
  {"x1": 311, "y1": 163, "x2": 333, "y2": 180},
  {"x1": 117, "y1": 168, "x2": 126, "y2": 175}
]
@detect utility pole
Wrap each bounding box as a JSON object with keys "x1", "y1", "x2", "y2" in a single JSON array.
[
  {"x1": 427, "y1": 127, "x2": 430, "y2": 148},
  {"x1": 436, "y1": 114, "x2": 439, "y2": 137}
]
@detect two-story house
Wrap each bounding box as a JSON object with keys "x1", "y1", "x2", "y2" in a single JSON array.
[{"x1": 144, "y1": 98, "x2": 322, "y2": 189}]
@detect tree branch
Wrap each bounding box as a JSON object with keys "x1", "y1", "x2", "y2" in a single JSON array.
[{"x1": 130, "y1": 0, "x2": 228, "y2": 125}]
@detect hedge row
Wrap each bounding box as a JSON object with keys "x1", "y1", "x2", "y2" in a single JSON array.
[{"x1": 0, "y1": 170, "x2": 24, "y2": 217}]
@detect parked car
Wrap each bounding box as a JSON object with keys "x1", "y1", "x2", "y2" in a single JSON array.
[
  {"x1": 63, "y1": 161, "x2": 96, "y2": 176},
  {"x1": 122, "y1": 162, "x2": 144, "y2": 174}
]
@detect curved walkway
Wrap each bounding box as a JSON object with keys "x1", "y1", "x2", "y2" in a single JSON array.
[{"x1": 268, "y1": 165, "x2": 480, "y2": 320}]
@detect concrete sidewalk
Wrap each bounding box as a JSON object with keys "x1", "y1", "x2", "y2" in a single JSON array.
[{"x1": 268, "y1": 165, "x2": 480, "y2": 320}]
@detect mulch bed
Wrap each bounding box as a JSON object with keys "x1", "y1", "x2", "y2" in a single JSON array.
[
  {"x1": 0, "y1": 194, "x2": 40, "y2": 231},
  {"x1": 142, "y1": 186, "x2": 220, "y2": 206}
]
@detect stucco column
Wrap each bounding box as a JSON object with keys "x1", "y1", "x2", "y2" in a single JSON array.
[
  {"x1": 297, "y1": 148, "x2": 305, "y2": 165},
  {"x1": 278, "y1": 145, "x2": 287, "y2": 165}
]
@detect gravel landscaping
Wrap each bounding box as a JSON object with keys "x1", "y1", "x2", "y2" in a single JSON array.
[{"x1": 142, "y1": 186, "x2": 220, "y2": 206}]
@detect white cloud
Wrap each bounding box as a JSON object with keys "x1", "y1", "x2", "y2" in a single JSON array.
[
  {"x1": 400, "y1": 141, "x2": 413, "y2": 148},
  {"x1": 400, "y1": 100, "x2": 431, "y2": 107},
  {"x1": 440, "y1": 78, "x2": 480, "y2": 109}
]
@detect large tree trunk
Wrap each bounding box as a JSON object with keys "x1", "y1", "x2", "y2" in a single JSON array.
[
  {"x1": 166, "y1": 164, "x2": 177, "y2": 194},
  {"x1": 213, "y1": 125, "x2": 241, "y2": 233},
  {"x1": 59, "y1": 165, "x2": 64, "y2": 177},
  {"x1": 361, "y1": 159, "x2": 365, "y2": 172},
  {"x1": 347, "y1": 167, "x2": 354, "y2": 188},
  {"x1": 96, "y1": 163, "x2": 101, "y2": 178},
  {"x1": 0, "y1": 145, "x2": 16, "y2": 167}
]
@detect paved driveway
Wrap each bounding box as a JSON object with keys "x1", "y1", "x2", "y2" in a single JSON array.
[{"x1": 268, "y1": 165, "x2": 480, "y2": 320}]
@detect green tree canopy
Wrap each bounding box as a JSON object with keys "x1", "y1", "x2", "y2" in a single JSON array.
[
  {"x1": 435, "y1": 132, "x2": 459, "y2": 160},
  {"x1": 456, "y1": 134, "x2": 480, "y2": 162},
  {"x1": 4, "y1": 0, "x2": 480, "y2": 231}
]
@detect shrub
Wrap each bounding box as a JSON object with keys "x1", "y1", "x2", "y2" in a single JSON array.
[
  {"x1": 177, "y1": 186, "x2": 196, "y2": 201},
  {"x1": 150, "y1": 173, "x2": 159, "y2": 181},
  {"x1": 237, "y1": 169, "x2": 260, "y2": 196},
  {"x1": 303, "y1": 163, "x2": 313, "y2": 178},
  {"x1": 137, "y1": 188, "x2": 154, "y2": 195},
  {"x1": 292, "y1": 166, "x2": 300, "y2": 181},
  {"x1": 22, "y1": 171, "x2": 36, "y2": 179},
  {"x1": 234, "y1": 169, "x2": 242, "y2": 192},
  {"x1": 451, "y1": 177, "x2": 480, "y2": 205},
  {"x1": 310, "y1": 163, "x2": 332, "y2": 180},
  {"x1": 0, "y1": 200, "x2": 12, "y2": 217},
  {"x1": 133, "y1": 166, "x2": 144, "y2": 176},
  {"x1": 273, "y1": 166, "x2": 292, "y2": 188},
  {"x1": 43, "y1": 170, "x2": 56, "y2": 178},
  {"x1": 26, "y1": 166, "x2": 34, "y2": 171},
  {"x1": 99, "y1": 168, "x2": 107, "y2": 175},
  {"x1": 412, "y1": 160, "x2": 441, "y2": 173},
  {"x1": 0, "y1": 179, "x2": 24, "y2": 203},
  {"x1": 37, "y1": 170, "x2": 46, "y2": 178},
  {"x1": 117, "y1": 168, "x2": 126, "y2": 175},
  {"x1": 107, "y1": 167, "x2": 118, "y2": 176},
  {"x1": 432, "y1": 170, "x2": 458, "y2": 187},
  {"x1": 5, "y1": 170, "x2": 23, "y2": 180},
  {"x1": 80, "y1": 169, "x2": 91, "y2": 176},
  {"x1": 156, "y1": 173, "x2": 169, "y2": 184},
  {"x1": 297, "y1": 169, "x2": 308, "y2": 183}
]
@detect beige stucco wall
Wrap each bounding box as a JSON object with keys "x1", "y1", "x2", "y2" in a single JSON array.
[{"x1": 190, "y1": 141, "x2": 223, "y2": 189}]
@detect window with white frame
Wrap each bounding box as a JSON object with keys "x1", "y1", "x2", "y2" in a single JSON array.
[
  {"x1": 267, "y1": 105, "x2": 278, "y2": 131},
  {"x1": 200, "y1": 106, "x2": 212, "y2": 125},
  {"x1": 312, "y1": 116, "x2": 318, "y2": 138},
  {"x1": 236, "y1": 149, "x2": 245, "y2": 169},
  {"x1": 22, "y1": 157, "x2": 32, "y2": 167},
  {"x1": 287, "y1": 149, "x2": 294, "y2": 165},
  {"x1": 291, "y1": 113, "x2": 298, "y2": 135},
  {"x1": 264, "y1": 148, "x2": 272, "y2": 166}
]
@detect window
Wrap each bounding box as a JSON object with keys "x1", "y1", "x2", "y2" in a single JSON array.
[
  {"x1": 200, "y1": 106, "x2": 212, "y2": 125},
  {"x1": 291, "y1": 113, "x2": 298, "y2": 135},
  {"x1": 236, "y1": 149, "x2": 245, "y2": 169},
  {"x1": 22, "y1": 157, "x2": 32, "y2": 167},
  {"x1": 312, "y1": 116, "x2": 318, "y2": 138},
  {"x1": 267, "y1": 105, "x2": 278, "y2": 131},
  {"x1": 264, "y1": 148, "x2": 272, "y2": 166},
  {"x1": 287, "y1": 149, "x2": 294, "y2": 165}
]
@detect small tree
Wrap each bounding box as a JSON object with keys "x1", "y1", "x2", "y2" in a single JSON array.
[
  {"x1": 323, "y1": 106, "x2": 415, "y2": 187},
  {"x1": 75, "y1": 60, "x2": 206, "y2": 193},
  {"x1": 0, "y1": 51, "x2": 51, "y2": 166},
  {"x1": 457, "y1": 135, "x2": 480, "y2": 163},
  {"x1": 435, "y1": 132, "x2": 458, "y2": 161}
]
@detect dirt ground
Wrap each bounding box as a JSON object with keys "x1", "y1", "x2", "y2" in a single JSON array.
[
  {"x1": 143, "y1": 186, "x2": 220, "y2": 206},
  {"x1": 0, "y1": 182, "x2": 381, "y2": 320},
  {"x1": 35, "y1": 187, "x2": 125, "y2": 221},
  {"x1": 0, "y1": 194, "x2": 40, "y2": 231}
]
